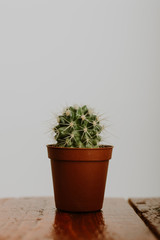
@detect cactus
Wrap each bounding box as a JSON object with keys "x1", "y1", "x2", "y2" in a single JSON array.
[{"x1": 53, "y1": 105, "x2": 103, "y2": 148}]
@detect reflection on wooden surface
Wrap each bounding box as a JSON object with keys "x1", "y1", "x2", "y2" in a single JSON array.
[
  {"x1": 0, "y1": 197, "x2": 157, "y2": 240},
  {"x1": 52, "y1": 210, "x2": 108, "y2": 240}
]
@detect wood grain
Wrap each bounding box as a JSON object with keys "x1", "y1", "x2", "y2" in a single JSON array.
[
  {"x1": 0, "y1": 197, "x2": 157, "y2": 240},
  {"x1": 129, "y1": 198, "x2": 160, "y2": 239}
]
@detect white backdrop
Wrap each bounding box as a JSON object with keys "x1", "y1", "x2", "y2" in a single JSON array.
[{"x1": 0, "y1": 0, "x2": 160, "y2": 198}]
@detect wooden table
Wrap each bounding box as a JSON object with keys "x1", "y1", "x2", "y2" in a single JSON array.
[{"x1": 0, "y1": 197, "x2": 159, "y2": 240}]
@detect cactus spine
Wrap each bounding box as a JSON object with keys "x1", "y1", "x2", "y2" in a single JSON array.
[{"x1": 54, "y1": 105, "x2": 103, "y2": 148}]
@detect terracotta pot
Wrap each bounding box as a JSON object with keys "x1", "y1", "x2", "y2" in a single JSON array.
[{"x1": 47, "y1": 145, "x2": 113, "y2": 212}]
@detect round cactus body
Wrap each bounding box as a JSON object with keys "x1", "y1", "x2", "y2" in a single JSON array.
[{"x1": 53, "y1": 105, "x2": 103, "y2": 148}]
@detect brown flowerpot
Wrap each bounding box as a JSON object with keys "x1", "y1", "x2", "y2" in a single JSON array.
[{"x1": 47, "y1": 145, "x2": 113, "y2": 212}]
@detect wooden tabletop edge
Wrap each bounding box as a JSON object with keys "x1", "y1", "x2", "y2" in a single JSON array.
[{"x1": 128, "y1": 198, "x2": 160, "y2": 240}]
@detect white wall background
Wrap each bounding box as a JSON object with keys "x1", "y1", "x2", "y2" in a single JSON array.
[{"x1": 0, "y1": 0, "x2": 160, "y2": 199}]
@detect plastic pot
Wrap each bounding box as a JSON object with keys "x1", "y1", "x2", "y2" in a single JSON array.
[{"x1": 47, "y1": 145, "x2": 113, "y2": 212}]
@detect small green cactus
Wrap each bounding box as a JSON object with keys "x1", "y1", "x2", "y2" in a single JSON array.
[{"x1": 53, "y1": 105, "x2": 103, "y2": 148}]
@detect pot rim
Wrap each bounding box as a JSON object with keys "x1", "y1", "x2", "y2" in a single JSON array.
[
  {"x1": 47, "y1": 144, "x2": 113, "y2": 150},
  {"x1": 47, "y1": 144, "x2": 113, "y2": 161}
]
